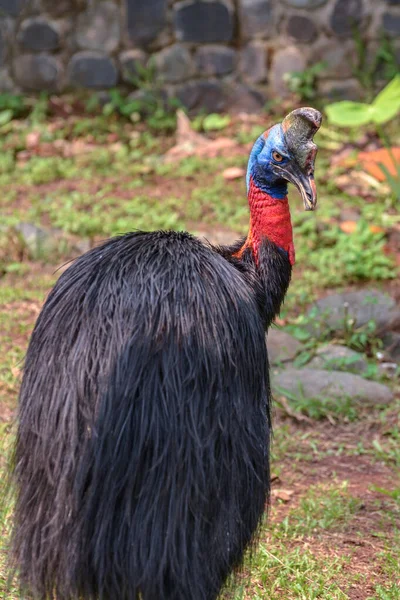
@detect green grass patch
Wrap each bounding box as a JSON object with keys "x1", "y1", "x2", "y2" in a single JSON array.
[{"x1": 278, "y1": 482, "x2": 362, "y2": 538}]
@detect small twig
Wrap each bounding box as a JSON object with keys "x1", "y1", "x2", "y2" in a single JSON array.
[{"x1": 274, "y1": 395, "x2": 313, "y2": 424}]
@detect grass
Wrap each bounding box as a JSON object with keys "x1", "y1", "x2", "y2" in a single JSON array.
[{"x1": 0, "y1": 97, "x2": 399, "y2": 598}]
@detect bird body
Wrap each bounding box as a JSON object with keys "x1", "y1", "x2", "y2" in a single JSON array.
[{"x1": 10, "y1": 108, "x2": 322, "y2": 600}]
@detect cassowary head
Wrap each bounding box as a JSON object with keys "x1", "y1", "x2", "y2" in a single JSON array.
[{"x1": 247, "y1": 107, "x2": 322, "y2": 210}]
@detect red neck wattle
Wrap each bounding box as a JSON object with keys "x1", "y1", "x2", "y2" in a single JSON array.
[{"x1": 238, "y1": 178, "x2": 295, "y2": 266}]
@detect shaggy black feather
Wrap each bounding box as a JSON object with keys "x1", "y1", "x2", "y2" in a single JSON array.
[{"x1": 11, "y1": 230, "x2": 291, "y2": 600}]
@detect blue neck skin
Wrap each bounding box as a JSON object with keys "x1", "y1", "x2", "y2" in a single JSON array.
[{"x1": 246, "y1": 125, "x2": 289, "y2": 199}]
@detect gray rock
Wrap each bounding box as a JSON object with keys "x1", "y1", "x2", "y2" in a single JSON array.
[
  {"x1": 385, "y1": 0, "x2": 400, "y2": 3},
  {"x1": 307, "y1": 344, "x2": 368, "y2": 374},
  {"x1": 284, "y1": 0, "x2": 327, "y2": 6},
  {"x1": 381, "y1": 331, "x2": 400, "y2": 363},
  {"x1": 76, "y1": 1, "x2": 120, "y2": 53},
  {"x1": 174, "y1": 0, "x2": 234, "y2": 43},
  {"x1": 155, "y1": 44, "x2": 193, "y2": 83},
  {"x1": 272, "y1": 368, "x2": 394, "y2": 405},
  {"x1": 194, "y1": 45, "x2": 236, "y2": 76},
  {"x1": 330, "y1": 0, "x2": 363, "y2": 37},
  {"x1": 239, "y1": 41, "x2": 267, "y2": 83},
  {"x1": 228, "y1": 82, "x2": 266, "y2": 112},
  {"x1": 267, "y1": 329, "x2": 305, "y2": 365},
  {"x1": 318, "y1": 78, "x2": 362, "y2": 101},
  {"x1": 18, "y1": 18, "x2": 60, "y2": 52},
  {"x1": 126, "y1": 0, "x2": 167, "y2": 46},
  {"x1": 119, "y1": 49, "x2": 147, "y2": 85},
  {"x1": 14, "y1": 223, "x2": 53, "y2": 258},
  {"x1": 0, "y1": 0, "x2": 25, "y2": 17},
  {"x1": 382, "y1": 12, "x2": 400, "y2": 36},
  {"x1": 13, "y1": 54, "x2": 61, "y2": 91},
  {"x1": 287, "y1": 15, "x2": 318, "y2": 43},
  {"x1": 308, "y1": 290, "x2": 400, "y2": 335},
  {"x1": 176, "y1": 80, "x2": 227, "y2": 113},
  {"x1": 270, "y1": 46, "x2": 306, "y2": 97},
  {"x1": 378, "y1": 362, "x2": 399, "y2": 380},
  {"x1": 68, "y1": 51, "x2": 117, "y2": 89},
  {"x1": 238, "y1": 0, "x2": 272, "y2": 39}
]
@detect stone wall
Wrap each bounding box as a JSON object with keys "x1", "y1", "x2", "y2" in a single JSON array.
[{"x1": 0, "y1": 0, "x2": 399, "y2": 112}]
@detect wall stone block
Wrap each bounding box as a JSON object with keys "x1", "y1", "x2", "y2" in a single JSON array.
[
  {"x1": 229, "y1": 82, "x2": 266, "y2": 112},
  {"x1": 0, "y1": 0, "x2": 398, "y2": 108},
  {"x1": 155, "y1": 44, "x2": 193, "y2": 83},
  {"x1": 318, "y1": 78, "x2": 362, "y2": 100},
  {"x1": 174, "y1": 0, "x2": 234, "y2": 43},
  {"x1": 194, "y1": 46, "x2": 236, "y2": 76},
  {"x1": 270, "y1": 46, "x2": 307, "y2": 96},
  {"x1": 68, "y1": 51, "x2": 118, "y2": 88},
  {"x1": 126, "y1": 0, "x2": 167, "y2": 46},
  {"x1": 313, "y1": 38, "x2": 356, "y2": 79},
  {"x1": 18, "y1": 18, "x2": 60, "y2": 52},
  {"x1": 287, "y1": 15, "x2": 318, "y2": 43},
  {"x1": 0, "y1": 0, "x2": 25, "y2": 17},
  {"x1": 238, "y1": 0, "x2": 272, "y2": 39},
  {"x1": 13, "y1": 54, "x2": 62, "y2": 91},
  {"x1": 119, "y1": 49, "x2": 147, "y2": 84},
  {"x1": 330, "y1": 0, "x2": 363, "y2": 37},
  {"x1": 76, "y1": 1, "x2": 120, "y2": 53},
  {"x1": 382, "y1": 12, "x2": 400, "y2": 36},
  {"x1": 177, "y1": 80, "x2": 228, "y2": 112},
  {"x1": 239, "y1": 41, "x2": 267, "y2": 83}
]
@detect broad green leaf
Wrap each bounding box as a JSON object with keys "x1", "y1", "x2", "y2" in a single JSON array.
[
  {"x1": 371, "y1": 74, "x2": 400, "y2": 124},
  {"x1": 325, "y1": 101, "x2": 373, "y2": 127}
]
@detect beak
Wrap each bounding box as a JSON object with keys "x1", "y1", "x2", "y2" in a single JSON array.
[{"x1": 273, "y1": 163, "x2": 317, "y2": 211}]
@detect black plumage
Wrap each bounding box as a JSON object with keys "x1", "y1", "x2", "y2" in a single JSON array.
[
  {"x1": 11, "y1": 232, "x2": 291, "y2": 600},
  {"x1": 10, "y1": 106, "x2": 322, "y2": 600}
]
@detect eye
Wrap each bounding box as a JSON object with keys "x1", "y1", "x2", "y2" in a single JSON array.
[{"x1": 272, "y1": 151, "x2": 284, "y2": 162}]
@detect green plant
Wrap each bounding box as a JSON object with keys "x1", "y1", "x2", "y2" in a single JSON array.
[
  {"x1": 325, "y1": 75, "x2": 400, "y2": 203},
  {"x1": 0, "y1": 92, "x2": 27, "y2": 125},
  {"x1": 101, "y1": 60, "x2": 180, "y2": 132},
  {"x1": 325, "y1": 75, "x2": 400, "y2": 127},
  {"x1": 353, "y1": 31, "x2": 399, "y2": 97},
  {"x1": 276, "y1": 385, "x2": 359, "y2": 421},
  {"x1": 284, "y1": 62, "x2": 326, "y2": 101},
  {"x1": 191, "y1": 113, "x2": 231, "y2": 133}
]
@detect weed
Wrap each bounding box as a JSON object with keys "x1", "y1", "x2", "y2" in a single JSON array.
[
  {"x1": 371, "y1": 437, "x2": 400, "y2": 468},
  {"x1": 276, "y1": 385, "x2": 359, "y2": 422},
  {"x1": 191, "y1": 113, "x2": 231, "y2": 132},
  {"x1": 353, "y1": 31, "x2": 399, "y2": 98}
]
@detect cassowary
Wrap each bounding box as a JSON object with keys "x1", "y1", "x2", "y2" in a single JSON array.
[{"x1": 10, "y1": 107, "x2": 322, "y2": 600}]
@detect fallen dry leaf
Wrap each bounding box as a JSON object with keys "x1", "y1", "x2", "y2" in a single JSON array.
[
  {"x1": 11, "y1": 366, "x2": 21, "y2": 379},
  {"x1": 222, "y1": 167, "x2": 245, "y2": 181},
  {"x1": 271, "y1": 489, "x2": 294, "y2": 502},
  {"x1": 164, "y1": 110, "x2": 239, "y2": 163},
  {"x1": 359, "y1": 147, "x2": 400, "y2": 182},
  {"x1": 340, "y1": 220, "x2": 357, "y2": 234},
  {"x1": 339, "y1": 221, "x2": 385, "y2": 235}
]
